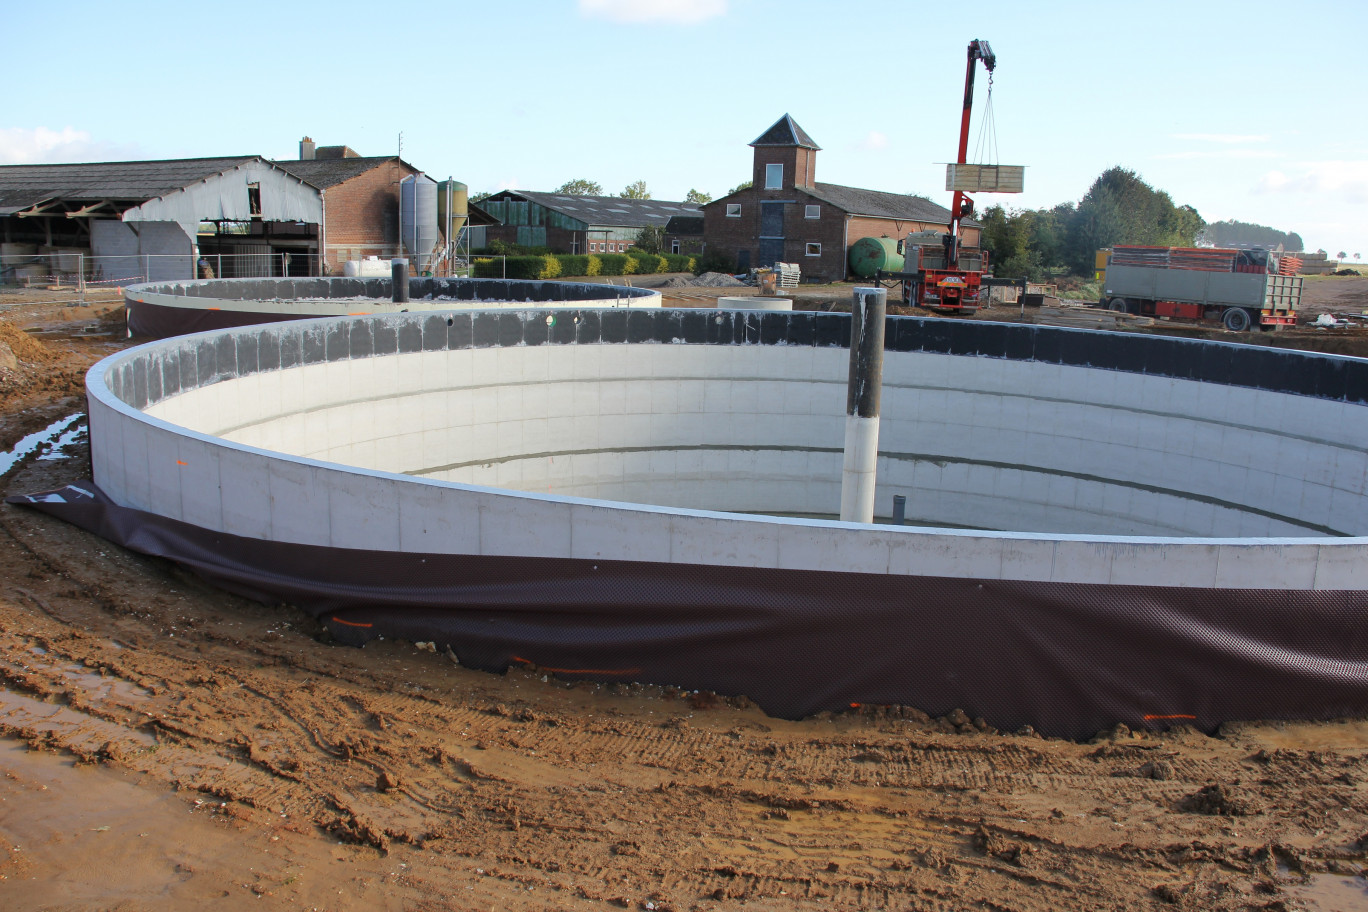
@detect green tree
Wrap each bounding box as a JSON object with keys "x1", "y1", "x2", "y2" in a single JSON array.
[
  {"x1": 685, "y1": 188, "x2": 713, "y2": 205},
  {"x1": 620, "y1": 180, "x2": 650, "y2": 199},
  {"x1": 633, "y1": 225, "x2": 665, "y2": 254},
  {"x1": 1061, "y1": 167, "x2": 1203, "y2": 273},
  {"x1": 727, "y1": 180, "x2": 752, "y2": 195},
  {"x1": 979, "y1": 205, "x2": 1045, "y2": 281},
  {"x1": 557, "y1": 178, "x2": 603, "y2": 196}
]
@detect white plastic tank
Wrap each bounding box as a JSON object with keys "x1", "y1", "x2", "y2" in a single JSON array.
[
  {"x1": 400, "y1": 174, "x2": 440, "y2": 274},
  {"x1": 342, "y1": 256, "x2": 393, "y2": 278}
]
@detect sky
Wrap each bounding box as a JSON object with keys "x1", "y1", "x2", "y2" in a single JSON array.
[{"x1": 5, "y1": 0, "x2": 1365, "y2": 259}]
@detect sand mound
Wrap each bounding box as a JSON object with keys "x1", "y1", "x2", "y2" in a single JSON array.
[{"x1": 0, "y1": 321, "x2": 54, "y2": 367}]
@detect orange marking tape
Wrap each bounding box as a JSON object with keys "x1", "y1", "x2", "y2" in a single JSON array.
[
  {"x1": 175, "y1": 460, "x2": 187, "y2": 466},
  {"x1": 330, "y1": 616, "x2": 374, "y2": 628},
  {"x1": 511, "y1": 655, "x2": 641, "y2": 676},
  {"x1": 1143, "y1": 713, "x2": 1197, "y2": 721}
]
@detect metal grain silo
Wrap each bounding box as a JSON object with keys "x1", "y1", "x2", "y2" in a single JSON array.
[
  {"x1": 400, "y1": 174, "x2": 440, "y2": 273},
  {"x1": 437, "y1": 180, "x2": 469, "y2": 241}
]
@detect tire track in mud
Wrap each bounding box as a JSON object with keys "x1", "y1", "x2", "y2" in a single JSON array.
[{"x1": 3, "y1": 443, "x2": 1368, "y2": 909}]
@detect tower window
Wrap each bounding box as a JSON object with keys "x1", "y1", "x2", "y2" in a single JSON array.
[{"x1": 765, "y1": 163, "x2": 783, "y2": 189}]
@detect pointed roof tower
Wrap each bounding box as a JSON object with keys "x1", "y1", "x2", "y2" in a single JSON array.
[{"x1": 749, "y1": 114, "x2": 821, "y2": 150}]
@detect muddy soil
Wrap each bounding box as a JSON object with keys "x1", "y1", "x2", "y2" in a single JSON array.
[{"x1": 1, "y1": 295, "x2": 1367, "y2": 911}]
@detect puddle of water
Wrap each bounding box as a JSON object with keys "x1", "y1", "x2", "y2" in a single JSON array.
[
  {"x1": 58, "y1": 664, "x2": 150, "y2": 702},
  {"x1": 0, "y1": 687, "x2": 155, "y2": 747},
  {"x1": 37, "y1": 420, "x2": 87, "y2": 462},
  {"x1": 1284, "y1": 873, "x2": 1368, "y2": 911},
  {"x1": 0, "y1": 413, "x2": 85, "y2": 476}
]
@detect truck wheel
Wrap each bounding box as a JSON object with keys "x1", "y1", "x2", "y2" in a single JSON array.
[
  {"x1": 1222, "y1": 308, "x2": 1252, "y2": 332},
  {"x1": 1107, "y1": 297, "x2": 1129, "y2": 313}
]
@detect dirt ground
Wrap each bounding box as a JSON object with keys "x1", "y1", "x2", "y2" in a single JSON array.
[{"x1": 2, "y1": 285, "x2": 1368, "y2": 911}]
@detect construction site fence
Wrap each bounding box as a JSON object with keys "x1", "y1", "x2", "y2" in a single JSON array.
[{"x1": 323, "y1": 244, "x2": 479, "y2": 279}]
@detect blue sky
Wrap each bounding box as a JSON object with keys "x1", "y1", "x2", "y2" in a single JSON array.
[{"x1": 5, "y1": 0, "x2": 1365, "y2": 259}]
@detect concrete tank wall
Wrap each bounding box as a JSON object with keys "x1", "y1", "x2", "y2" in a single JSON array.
[{"x1": 88, "y1": 310, "x2": 1368, "y2": 590}]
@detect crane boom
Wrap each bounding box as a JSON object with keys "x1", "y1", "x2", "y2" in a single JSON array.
[{"x1": 950, "y1": 39, "x2": 995, "y2": 258}]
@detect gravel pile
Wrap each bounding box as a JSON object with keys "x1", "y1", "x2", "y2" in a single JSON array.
[{"x1": 662, "y1": 272, "x2": 746, "y2": 288}]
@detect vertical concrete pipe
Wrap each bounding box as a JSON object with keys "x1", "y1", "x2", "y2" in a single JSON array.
[
  {"x1": 840, "y1": 286, "x2": 887, "y2": 522},
  {"x1": 391, "y1": 258, "x2": 410, "y2": 304}
]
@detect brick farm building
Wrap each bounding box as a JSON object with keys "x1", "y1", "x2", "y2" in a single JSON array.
[{"x1": 701, "y1": 115, "x2": 980, "y2": 282}]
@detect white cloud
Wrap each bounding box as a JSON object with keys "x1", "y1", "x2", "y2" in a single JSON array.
[
  {"x1": 855, "y1": 130, "x2": 889, "y2": 152},
  {"x1": 1255, "y1": 161, "x2": 1368, "y2": 204},
  {"x1": 578, "y1": 0, "x2": 726, "y2": 24},
  {"x1": 0, "y1": 126, "x2": 137, "y2": 165},
  {"x1": 1155, "y1": 149, "x2": 1281, "y2": 160},
  {"x1": 1170, "y1": 133, "x2": 1270, "y2": 144}
]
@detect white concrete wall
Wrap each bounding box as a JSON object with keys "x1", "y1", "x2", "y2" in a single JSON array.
[
  {"x1": 145, "y1": 340, "x2": 1366, "y2": 539},
  {"x1": 128, "y1": 286, "x2": 661, "y2": 319},
  {"x1": 92, "y1": 318, "x2": 1368, "y2": 591}
]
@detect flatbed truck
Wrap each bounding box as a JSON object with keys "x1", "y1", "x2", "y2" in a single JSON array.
[{"x1": 1098, "y1": 245, "x2": 1300, "y2": 332}]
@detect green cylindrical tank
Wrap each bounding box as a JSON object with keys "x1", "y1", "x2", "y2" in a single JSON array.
[{"x1": 848, "y1": 236, "x2": 904, "y2": 278}]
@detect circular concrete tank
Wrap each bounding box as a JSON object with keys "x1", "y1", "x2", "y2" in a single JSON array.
[
  {"x1": 718, "y1": 296, "x2": 793, "y2": 311},
  {"x1": 122, "y1": 276, "x2": 661, "y2": 338},
  {"x1": 54, "y1": 311, "x2": 1368, "y2": 737}
]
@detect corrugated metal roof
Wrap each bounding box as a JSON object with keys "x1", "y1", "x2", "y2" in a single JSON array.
[
  {"x1": 272, "y1": 156, "x2": 396, "y2": 189},
  {"x1": 0, "y1": 156, "x2": 261, "y2": 214},
  {"x1": 496, "y1": 190, "x2": 700, "y2": 228}
]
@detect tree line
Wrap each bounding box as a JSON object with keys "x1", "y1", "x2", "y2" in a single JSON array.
[
  {"x1": 978, "y1": 167, "x2": 1208, "y2": 281},
  {"x1": 1197, "y1": 220, "x2": 1303, "y2": 253}
]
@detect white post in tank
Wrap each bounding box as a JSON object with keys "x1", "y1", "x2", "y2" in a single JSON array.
[{"x1": 840, "y1": 286, "x2": 887, "y2": 523}]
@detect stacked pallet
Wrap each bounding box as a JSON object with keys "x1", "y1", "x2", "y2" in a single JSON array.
[
  {"x1": 1111, "y1": 246, "x2": 1239, "y2": 272},
  {"x1": 1292, "y1": 251, "x2": 1340, "y2": 275}
]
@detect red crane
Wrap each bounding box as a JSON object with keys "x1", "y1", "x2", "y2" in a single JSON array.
[
  {"x1": 884, "y1": 39, "x2": 1007, "y2": 313},
  {"x1": 948, "y1": 39, "x2": 995, "y2": 265}
]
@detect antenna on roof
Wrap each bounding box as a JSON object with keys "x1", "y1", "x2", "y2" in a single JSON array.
[{"x1": 397, "y1": 132, "x2": 403, "y2": 160}]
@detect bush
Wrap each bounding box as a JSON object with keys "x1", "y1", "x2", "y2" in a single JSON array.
[
  {"x1": 663, "y1": 254, "x2": 696, "y2": 273},
  {"x1": 556, "y1": 255, "x2": 590, "y2": 277},
  {"x1": 477, "y1": 241, "x2": 555, "y2": 257},
  {"x1": 473, "y1": 255, "x2": 561, "y2": 280},
  {"x1": 597, "y1": 253, "x2": 632, "y2": 276},
  {"x1": 695, "y1": 249, "x2": 735, "y2": 275},
  {"x1": 632, "y1": 253, "x2": 666, "y2": 275}
]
